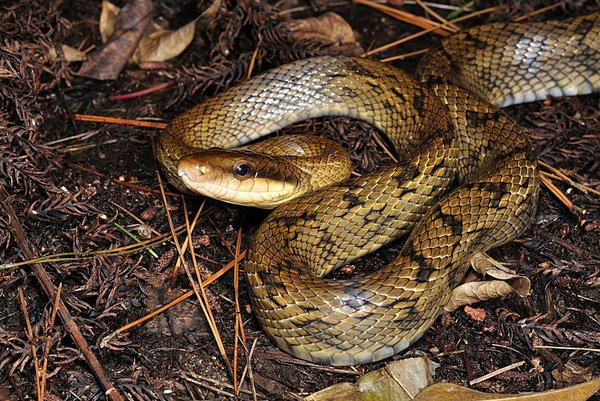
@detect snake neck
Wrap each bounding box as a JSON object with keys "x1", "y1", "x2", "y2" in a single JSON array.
[{"x1": 157, "y1": 56, "x2": 453, "y2": 188}]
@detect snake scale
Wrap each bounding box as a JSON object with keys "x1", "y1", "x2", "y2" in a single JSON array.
[{"x1": 157, "y1": 13, "x2": 600, "y2": 365}]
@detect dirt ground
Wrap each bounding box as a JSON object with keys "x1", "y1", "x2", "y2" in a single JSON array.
[{"x1": 1, "y1": 0, "x2": 599, "y2": 400}]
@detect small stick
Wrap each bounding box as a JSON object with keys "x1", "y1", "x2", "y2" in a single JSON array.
[
  {"x1": 17, "y1": 289, "x2": 41, "y2": 400},
  {"x1": 74, "y1": 114, "x2": 167, "y2": 129},
  {"x1": 183, "y1": 198, "x2": 233, "y2": 375},
  {"x1": 540, "y1": 174, "x2": 575, "y2": 211},
  {"x1": 353, "y1": 0, "x2": 453, "y2": 36},
  {"x1": 415, "y1": 0, "x2": 459, "y2": 30},
  {"x1": 111, "y1": 81, "x2": 175, "y2": 101},
  {"x1": 363, "y1": 6, "x2": 496, "y2": 57},
  {"x1": 40, "y1": 283, "x2": 62, "y2": 400},
  {"x1": 469, "y1": 360, "x2": 525, "y2": 385}
]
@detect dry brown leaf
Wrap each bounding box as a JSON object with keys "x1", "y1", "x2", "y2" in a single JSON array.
[
  {"x1": 131, "y1": 18, "x2": 197, "y2": 63},
  {"x1": 306, "y1": 357, "x2": 600, "y2": 401},
  {"x1": 100, "y1": 0, "x2": 197, "y2": 65},
  {"x1": 413, "y1": 378, "x2": 600, "y2": 401},
  {"x1": 78, "y1": 0, "x2": 153, "y2": 80},
  {"x1": 552, "y1": 360, "x2": 594, "y2": 387},
  {"x1": 285, "y1": 12, "x2": 364, "y2": 55},
  {"x1": 443, "y1": 252, "x2": 531, "y2": 312},
  {"x1": 444, "y1": 277, "x2": 530, "y2": 312},
  {"x1": 471, "y1": 252, "x2": 518, "y2": 280}
]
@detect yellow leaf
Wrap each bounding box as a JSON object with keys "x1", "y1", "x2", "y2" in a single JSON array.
[
  {"x1": 99, "y1": 0, "x2": 119, "y2": 43},
  {"x1": 414, "y1": 378, "x2": 600, "y2": 401}
]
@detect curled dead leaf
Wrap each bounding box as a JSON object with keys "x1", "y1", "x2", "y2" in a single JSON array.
[
  {"x1": 444, "y1": 251, "x2": 531, "y2": 312},
  {"x1": 445, "y1": 277, "x2": 531, "y2": 312},
  {"x1": 471, "y1": 252, "x2": 518, "y2": 280},
  {"x1": 284, "y1": 12, "x2": 363, "y2": 55}
]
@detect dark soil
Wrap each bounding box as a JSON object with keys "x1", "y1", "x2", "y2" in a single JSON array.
[{"x1": 1, "y1": 1, "x2": 599, "y2": 400}]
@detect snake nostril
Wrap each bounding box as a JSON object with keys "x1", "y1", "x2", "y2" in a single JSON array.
[{"x1": 177, "y1": 157, "x2": 212, "y2": 181}]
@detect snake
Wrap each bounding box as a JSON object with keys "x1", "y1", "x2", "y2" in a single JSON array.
[{"x1": 156, "y1": 12, "x2": 600, "y2": 366}]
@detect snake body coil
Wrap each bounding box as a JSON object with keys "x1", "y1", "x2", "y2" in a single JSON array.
[{"x1": 157, "y1": 13, "x2": 600, "y2": 365}]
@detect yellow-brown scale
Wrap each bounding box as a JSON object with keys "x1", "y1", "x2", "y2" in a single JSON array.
[{"x1": 157, "y1": 13, "x2": 599, "y2": 365}]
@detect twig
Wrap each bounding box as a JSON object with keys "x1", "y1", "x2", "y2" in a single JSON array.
[
  {"x1": 513, "y1": 2, "x2": 562, "y2": 21},
  {"x1": 539, "y1": 160, "x2": 600, "y2": 197},
  {"x1": 40, "y1": 283, "x2": 61, "y2": 401},
  {"x1": 233, "y1": 227, "x2": 247, "y2": 397},
  {"x1": 534, "y1": 345, "x2": 600, "y2": 353},
  {"x1": 111, "y1": 80, "x2": 175, "y2": 101},
  {"x1": 247, "y1": 39, "x2": 262, "y2": 79},
  {"x1": 17, "y1": 289, "x2": 41, "y2": 400},
  {"x1": 469, "y1": 361, "x2": 525, "y2": 385},
  {"x1": 353, "y1": 0, "x2": 454, "y2": 36},
  {"x1": 156, "y1": 171, "x2": 187, "y2": 286},
  {"x1": 540, "y1": 174, "x2": 575, "y2": 211},
  {"x1": 183, "y1": 198, "x2": 233, "y2": 375},
  {"x1": 238, "y1": 338, "x2": 259, "y2": 401},
  {"x1": 380, "y1": 48, "x2": 430, "y2": 63},
  {"x1": 0, "y1": 184, "x2": 125, "y2": 401},
  {"x1": 415, "y1": 0, "x2": 459, "y2": 30},
  {"x1": 363, "y1": 6, "x2": 496, "y2": 57},
  {"x1": 74, "y1": 114, "x2": 167, "y2": 129}
]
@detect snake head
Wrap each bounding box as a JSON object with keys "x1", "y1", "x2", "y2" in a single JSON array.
[{"x1": 176, "y1": 149, "x2": 303, "y2": 209}]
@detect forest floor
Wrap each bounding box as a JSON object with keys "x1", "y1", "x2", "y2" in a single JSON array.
[{"x1": 0, "y1": 0, "x2": 599, "y2": 400}]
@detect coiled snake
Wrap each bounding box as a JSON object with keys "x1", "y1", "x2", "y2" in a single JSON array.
[{"x1": 157, "y1": 13, "x2": 600, "y2": 365}]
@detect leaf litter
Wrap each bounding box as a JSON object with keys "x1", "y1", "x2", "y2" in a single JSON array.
[{"x1": 0, "y1": 0, "x2": 599, "y2": 400}]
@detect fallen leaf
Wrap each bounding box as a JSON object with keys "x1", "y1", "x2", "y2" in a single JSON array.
[
  {"x1": 444, "y1": 252, "x2": 530, "y2": 312},
  {"x1": 445, "y1": 277, "x2": 530, "y2": 312},
  {"x1": 552, "y1": 360, "x2": 593, "y2": 387},
  {"x1": 305, "y1": 356, "x2": 436, "y2": 401},
  {"x1": 96, "y1": 0, "x2": 197, "y2": 68},
  {"x1": 78, "y1": 0, "x2": 153, "y2": 80},
  {"x1": 306, "y1": 357, "x2": 600, "y2": 401},
  {"x1": 99, "y1": 0, "x2": 120, "y2": 43},
  {"x1": 285, "y1": 12, "x2": 364, "y2": 55},
  {"x1": 414, "y1": 378, "x2": 600, "y2": 400},
  {"x1": 471, "y1": 252, "x2": 518, "y2": 280},
  {"x1": 131, "y1": 18, "x2": 197, "y2": 63}
]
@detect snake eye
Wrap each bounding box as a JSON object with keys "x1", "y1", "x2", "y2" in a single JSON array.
[{"x1": 233, "y1": 159, "x2": 254, "y2": 180}]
